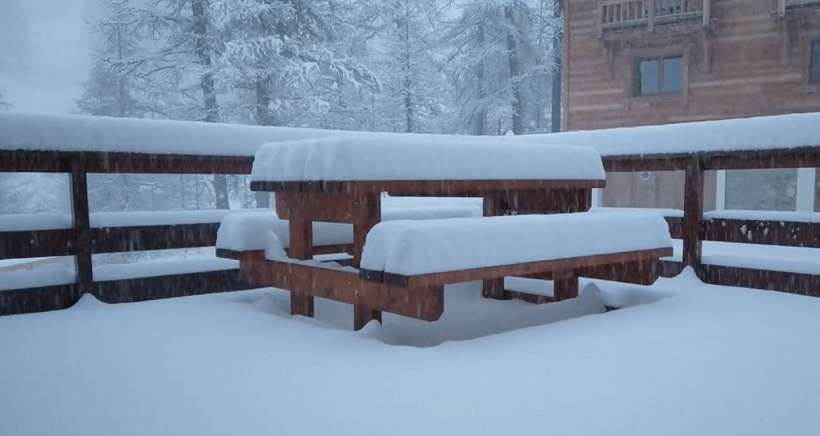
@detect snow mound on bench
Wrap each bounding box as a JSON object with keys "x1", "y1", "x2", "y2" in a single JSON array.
[
  {"x1": 361, "y1": 212, "x2": 672, "y2": 276},
  {"x1": 216, "y1": 212, "x2": 352, "y2": 252},
  {"x1": 252, "y1": 135, "x2": 605, "y2": 182}
]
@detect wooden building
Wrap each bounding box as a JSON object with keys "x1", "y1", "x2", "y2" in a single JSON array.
[{"x1": 563, "y1": 0, "x2": 820, "y2": 211}]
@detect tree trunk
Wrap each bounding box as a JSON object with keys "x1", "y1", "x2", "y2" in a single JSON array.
[
  {"x1": 191, "y1": 0, "x2": 228, "y2": 209},
  {"x1": 505, "y1": 3, "x2": 524, "y2": 135},
  {"x1": 402, "y1": 15, "x2": 414, "y2": 134},
  {"x1": 551, "y1": 0, "x2": 563, "y2": 132},
  {"x1": 474, "y1": 23, "x2": 487, "y2": 136}
]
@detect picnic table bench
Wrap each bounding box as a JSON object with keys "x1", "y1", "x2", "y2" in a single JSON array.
[{"x1": 217, "y1": 136, "x2": 673, "y2": 329}]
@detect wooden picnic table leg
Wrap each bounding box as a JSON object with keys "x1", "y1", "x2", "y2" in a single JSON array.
[
  {"x1": 289, "y1": 215, "x2": 315, "y2": 318},
  {"x1": 353, "y1": 192, "x2": 382, "y2": 330},
  {"x1": 482, "y1": 192, "x2": 507, "y2": 300},
  {"x1": 553, "y1": 269, "x2": 579, "y2": 301}
]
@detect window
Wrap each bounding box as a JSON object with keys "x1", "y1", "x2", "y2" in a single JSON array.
[
  {"x1": 812, "y1": 40, "x2": 820, "y2": 84},
  {"x1": 635, "y1": 55, "x2": 684, "y2": 96}
]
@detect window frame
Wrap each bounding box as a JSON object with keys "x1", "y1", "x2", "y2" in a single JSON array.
[
  {"x1": 634, "y1": 54, "x2": 685, "y2": 97},
  {"x1": 811, "y1": 39, "x2": 820, "y2": 85}
]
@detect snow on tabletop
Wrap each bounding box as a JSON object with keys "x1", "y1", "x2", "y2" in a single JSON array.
[
  {"x1": 251, "y1": 135, "x2": 606, "y2": 182},
  {"x1": 0, "y1": 112, "x2": 348, "y2": 156},
  {"x1": 516, "y1": 111, "x2": 820, "y2": 156},
  {"x1": 0, "y1": 213, "x2": 72, "y2": 231},
  {"x1": 361, "y1": 212, "x2": 672, "y2": 276},
  {"x1": 705, "y1": 209, "x2": 820, "y2": 223}
]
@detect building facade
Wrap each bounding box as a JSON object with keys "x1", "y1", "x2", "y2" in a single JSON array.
[{"x1": 564, "y1": 0, "x2": 820, "y2": 211}]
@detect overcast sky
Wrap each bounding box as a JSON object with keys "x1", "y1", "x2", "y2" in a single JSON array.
[{"x1": 0, "y1": 0, "x2": 93, "y2": 114}]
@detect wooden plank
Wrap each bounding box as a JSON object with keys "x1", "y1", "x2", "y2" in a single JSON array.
[
  {"x1": 703, "y1": 218, "x2": 820, "y2": 248},
  {"x1": 70, "y1": 159, "x2": 93, "y2": 293},
  {"x1": 252, "y1": 179, "x2": 606, "y2": 196},
  {"x1": 216, "y1": 244, "x2": 353, "y2": 261},
  {"x1": 0, "y1": 150, "x2": 252, "y2": 174},
  {"x1": 275, "y1": 191, "x2": 355, "y2": 221},
  {"x1": 91, "y1": 223, "x2": 221, "y2": 253},
  {"x1": 553, "y1": 269, "x2": 579, "y2": 301},
  {"x1": 363, "y1": 247, "x2": 673, "y2": 288},
  {"x1": 239, "y1": 254, "x2": 444, "y2": 322},
  {"x1": 577, "y1": 258, "x2": 661, "y2": 285},
  {"x1": 682, "y1": 158, "x2": 703, "y2": 268},
  {"x1": 288, "y1": 215, "x2": 315, "y2": 318},
  {"x1": 0, "y1": 229, "x2": 76, "y2": 259}
]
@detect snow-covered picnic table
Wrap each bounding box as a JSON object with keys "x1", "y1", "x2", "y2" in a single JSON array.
[{"x1": 218, "y1": 136, "x2": 672, "y2": 329}]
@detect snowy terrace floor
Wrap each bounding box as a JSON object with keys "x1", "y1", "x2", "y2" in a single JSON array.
[{"x1": 2, "y1": 272, "x2": 820, "y2": 436}]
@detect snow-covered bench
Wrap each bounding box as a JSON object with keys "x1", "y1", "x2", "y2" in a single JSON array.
[{"x1": 359, "y1": 212, "x2": 674, "y2": 301}]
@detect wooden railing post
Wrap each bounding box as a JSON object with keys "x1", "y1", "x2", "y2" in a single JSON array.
[
  {"x1": 70, "y1": 158, "x2": 94, "y2": 294},
  {"x1": 702, "y1": 0, "x2": 711, "y2": 27},
  {"x1": 682, "y1": 158, "x2": 704, "y2": 270}
]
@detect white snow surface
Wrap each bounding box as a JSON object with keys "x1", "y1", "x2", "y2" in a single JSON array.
[
  {"x1": 705, "y1": 209, "x2": 820, "y2": 223},
  {"x1": 0, "y1": 213, "x2": 72, "y2": 231},
  {"x1": 361, "y1": 212, "x2": 672, "y2": 275},
  {"x1": 666, "y1": 240, "x2": 820, "y2": 276},
  {"x1": 0, "y1": 265, "x2": 76, "y2": 291},
  {"x1": 251, "y1": 136, "x2": 606, "y2": 182},
  {"x1": 1, "y1": 272, "x2": 819, "y2": 436},
  {"x1": 0, "y1": 112, "x2": 347, "y2": 156},
  {"x1": 591, "y1": 206, "x2": 684, "y2": 218},
  {"x1": 518, "y1": 111, "x2": 820, "y2": 156},
  {"x1": 2, "y1": 111, "x2": 818, "y2": 159},
  {"x1": 94, "y1": 257, "x2": 238, "y2": 282}
]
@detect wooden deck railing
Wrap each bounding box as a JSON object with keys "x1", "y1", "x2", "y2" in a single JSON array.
[
  {"x1": 1, "y1": 141, "x2": 819, "y2": 316},
  {"x1": 600, "y1": 0, "x2": 711, "y2": 32}
]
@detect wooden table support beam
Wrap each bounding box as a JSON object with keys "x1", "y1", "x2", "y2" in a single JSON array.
[
  {"x1": 288, "y1": 216, "x2": 315, "y2": 318},
  {"x1": 70, "y1": 159, "x2": 93, "y2": 294},
  {"x1": 553, "y1": 269, "x2": 579, "y2": 301},
  {"x1": 352, "y1": 192, "x2": 383, "y2": 330},
  {"x1": 482, "y1": 192, "x2": 507, "y2": 300},
  {"x1": 683, "y1": 158, "x2": 704, "y2": 271}
]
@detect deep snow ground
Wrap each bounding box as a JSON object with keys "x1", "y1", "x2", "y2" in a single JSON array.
[{"x1": 1, "y1": 272, "x2": 819, "y2": 436}]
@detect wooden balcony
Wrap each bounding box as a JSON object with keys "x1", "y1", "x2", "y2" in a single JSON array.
[
  {"x1": 777, "y1": 0, "x2": 820, "y2": 16},
  {"x1": 600, "y1": 0, "x2": 711, "y2": 33}
]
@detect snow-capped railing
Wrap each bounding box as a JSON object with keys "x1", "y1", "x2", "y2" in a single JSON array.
[
  {"x1": 1, "y1": 112, "x2": 820, "y2": 316},
  {"x1": 600, "y1": 0, "x2": 710, "y2": 33}
]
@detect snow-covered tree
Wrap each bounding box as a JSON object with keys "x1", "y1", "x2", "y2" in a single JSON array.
[
  {"x1": 364, "y1": 0, "x2": 449, "y2": 133},
  {"x1": 445, "y1": 0, "x2": 559, "y2": 135},
  {"x1": 213, "y1": 0, "x2": 378, "y2": 128}
]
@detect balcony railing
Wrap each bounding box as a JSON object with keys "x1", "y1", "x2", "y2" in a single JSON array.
[
  {"x1": 600, "y1": 0, "x2": 711, "y2": 32},
  {"x1": 778, "y1": 0, "x2": 820, "y2": 15}
]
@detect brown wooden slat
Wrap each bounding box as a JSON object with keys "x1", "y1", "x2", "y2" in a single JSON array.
[
  {"x1": 239, "y1": 253, "x2": 444, "y2": 321},
  {"x1": 92, "y1": 223, "x2": 221, "y2": 253},
  {"x1": 0, "y1": 150, "x2": 252, "y2": 174},
  {"x1": 252, "y1": 179, "x2": 606, "y2": 196},
  {"x1": 0, "y1": 229, "x2": 76, "y2": 259},
  {"x1": 702, "y1": 218, "x2": 820, "y2": 248},
  {"x1": 363, "y1": 247, "x2": 673, "y2": 288},
  {"x1": 682, "y1": 158, "x2": 703, "y2": 268}
]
